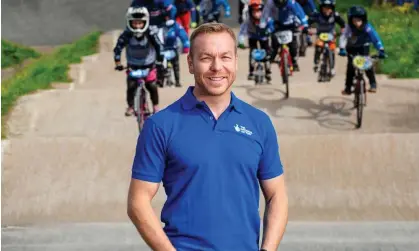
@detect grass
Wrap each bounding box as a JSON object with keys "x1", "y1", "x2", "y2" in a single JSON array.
[
  {"x1": 1, "y1": 31, "x2": 102, "y2": 138},
  {"x1": 1, "y1": 40, "x2": 41, "y2": 69},
  {"x1": 335, "y1": 1, "x2": 419, "y2": 78}
]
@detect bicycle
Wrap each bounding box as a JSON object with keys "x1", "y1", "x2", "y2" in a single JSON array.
[
  {"x1": 317, "y1": 32, "x2": 335, "y2": 83},
  {"x1": 297, "y1": 26, "x2": 308, "y2": 57},
  {"x1": 351, "y1": 54, "x2": 380, "y2": 129},
  {"x1": 119, "y1": 66, "x2": 154, "y2": 132},
  {"x1": 273, "y1": 30, "x2": 294, "y2": 98},
  {"x1": 160, "y1": 50, "x2": 177, "y2": 87},
  {"x1": 251, "y1": 49, "x2": 268, "y2": 85}
]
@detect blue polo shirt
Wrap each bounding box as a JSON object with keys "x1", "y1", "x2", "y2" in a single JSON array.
[{"x1": 132, "y1": 86, "x2": 284, "y2": 251}]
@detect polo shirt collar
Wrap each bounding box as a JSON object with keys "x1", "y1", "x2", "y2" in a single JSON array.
[{"x1": 181, "y1": 86, "x2": 242, "y2": 114}]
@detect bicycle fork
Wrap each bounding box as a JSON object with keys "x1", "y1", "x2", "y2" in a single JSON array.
[{"x1": 280, "y1": 45, "x2": 293, "y2": 76}]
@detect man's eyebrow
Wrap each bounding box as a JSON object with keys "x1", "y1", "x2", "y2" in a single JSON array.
[
  {"x1": 198, "y1": 51, "x2": 214, "y2": 57},
  {"x1": 198, "y1": 51, "x2": 234, "y2": 56}
]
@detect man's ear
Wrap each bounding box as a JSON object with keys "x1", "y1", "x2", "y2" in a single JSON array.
[{"x1": 187, "y1": 54, "x2": 194, "y2": 74}]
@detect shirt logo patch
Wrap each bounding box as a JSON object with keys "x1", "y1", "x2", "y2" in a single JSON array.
[{"x1": 234, "y1": 124, "x2": 253, "y2": 136}]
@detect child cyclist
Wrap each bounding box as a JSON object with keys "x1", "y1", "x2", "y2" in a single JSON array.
[
  {"x1": 200, "y1": 0, "x2": 231, "y2": 23},
  {"x1": 174, "y1": 0, "x2": 198, "y2": 34},
  {"x1": 238, "y1": 0, "x2": 274, "y2": 81},
  {"x1": 339, "y1": 5, "x2": 386, "y2": 95},
  {"x1": 114, "y1": 7, "x2": 165, "y2": 116},
  {"x1": 158, "y1": 19, "x2": 191, "y2": 87},
  {"x1": 309, "y1": 0, "x2": 345, "y2": 76}
]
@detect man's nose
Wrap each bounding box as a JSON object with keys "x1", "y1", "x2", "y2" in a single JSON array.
[{"x1": 210, "y1": 57, "x2": 222, "y2": 72}]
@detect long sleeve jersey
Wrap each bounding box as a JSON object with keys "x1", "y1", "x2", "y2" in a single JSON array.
[
  {"x1": 262, "y1": 0, "x2": 308, "y2": 31},
  {"x1": 163, "y1": 22, "x2": 191, "y2": 50},
  {"x1": 174, "y1": 0, "x2": 197, "y2": 23},
  {"x1": 131, "y1": 0, "x2": 177, "y2": 27},
  {"x1": 113, "y1": 28, "x2": 164, "y2": 66},
  {"x1": 339, "y1": 23, "x2": 384, "y2": 51}
]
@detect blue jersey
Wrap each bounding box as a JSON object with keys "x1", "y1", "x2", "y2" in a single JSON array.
[
  {"x1": 200, "y1": 0, "x2": 231, "y2": 16},
  {"x1": 163, "y1": 22, "x2": 190, "y2": 50},
  {"x1": 174, "y1": 0, "x2": 197, "y2": 23},
  {"x1": 296, "y1": 0, "x2": 317, "y2": 14},
  {"x1": 238, "y1": 18, "x2": 275, "y2": 42},
  {"x1": 262, "y1": 0, "x2": 308, "y2": 31},
  {"x1": 339, "y1": 23, "x2": 384, "y2": 51},
  {"x1": 131, "y1": 0, "x2": 177, "y2": 27}
]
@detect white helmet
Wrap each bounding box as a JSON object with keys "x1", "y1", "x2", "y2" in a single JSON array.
[{"x1": 126, "y1": 7, "x2": 150, "y2": 36}]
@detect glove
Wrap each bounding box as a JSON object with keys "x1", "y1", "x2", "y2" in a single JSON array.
[
  {"x1": 225, "y1": 11, "x2": 231, "y2": 18},
  {"x1": 378, "y1": 49, "x2": 386, "y2": 59},
  {"x1": 238, "y1": 43, "x2": 245, "y2": 49},
  {"x1": 191, "y1": 22, "x2": 197, "y2": 28},
  {"x1": 183, "y1": 47, "x2": 190, "y2": 54},
  {"x1": 302, "y1": 26, "x2": 309, "y2": 34},
  {"x1": 338, "y1": 48, "x2": 347, "y2": 57},
  {"x1": 114, "y1": 62, "x2": 124, "y2": 71}
]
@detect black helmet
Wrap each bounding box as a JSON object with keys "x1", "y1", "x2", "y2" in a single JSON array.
[
  {"x1": 273, "y1": 0, "x2": 287, "y2": 8},
  {"x1": 319, "y1": 0, "x2": 336, "y2": 9},
  {"x1": 348, "y1": 5, "x2": 367, "y2": 29}
]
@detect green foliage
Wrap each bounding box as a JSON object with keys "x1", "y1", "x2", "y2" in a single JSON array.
[
  {"x1": 334, "y1": 1, "x2": 419, "y2": 78},
  {"x1": 1, "y1": 40, "x2": 41, "y2": 69},
  {"x1": 1, "y1": 31, "x2": 102, "y2": 138}
]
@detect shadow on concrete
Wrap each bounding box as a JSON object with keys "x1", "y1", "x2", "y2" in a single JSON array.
[
  {"x1": 386, "y1": 102, "x2": 419, "y2": 131},
  {"x1": 237, "y1": 85, "x2": 358, "y2": 131}
]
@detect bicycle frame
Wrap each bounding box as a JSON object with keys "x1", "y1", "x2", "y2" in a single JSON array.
[
  {"x1": 279, "y1": 44, "x2": 293, "y2": 76},
  {"x1": 126, "y1": 68, "x2": 152, "y2": 131},
  {"x1": 317, "y1": 32, "x2": 335, "y2": 82}
]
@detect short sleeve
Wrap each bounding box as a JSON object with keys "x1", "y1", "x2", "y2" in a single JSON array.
[
  {"x1": 257, "y1": 117, "x2": 284, "y2": 180},
  {"x1": 131, "y1": 119, "x2": 166, "y2": 182}
]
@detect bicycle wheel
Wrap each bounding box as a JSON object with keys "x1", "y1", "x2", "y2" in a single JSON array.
[
  {"x1": 281, "y1": 51, "x2": 290, "y2": 98},
  {"x1": 318, "y1": 51, "x2": 327, "y2": 82},
  {"x1": 355, "y1": 78, "x2": 365, "y2": 129},
  {"x1": 134, "y1": 87, "x2": 145, "y2": 132},
  {"x1": 255, "y1": 63, "x2": 264, "y2": 85},
  {"x1": 299, "y1": 33, "x2": 307, "y2": 57},
  {"x1": 327, "y1": 48, "x2": 334, "y2": 81}
]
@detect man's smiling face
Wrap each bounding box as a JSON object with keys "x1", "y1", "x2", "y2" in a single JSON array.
[{"x1": 187, "y1": 32, "x2": 238, "y2": 96}]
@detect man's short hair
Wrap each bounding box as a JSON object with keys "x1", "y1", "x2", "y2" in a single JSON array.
[{"x1": 189, "y1": 23, "x2": 237, "y2": 56}]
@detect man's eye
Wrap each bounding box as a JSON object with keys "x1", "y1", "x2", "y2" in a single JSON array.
[{"x1": 223, "y1": 56, "x2": 231, "y2": 59}]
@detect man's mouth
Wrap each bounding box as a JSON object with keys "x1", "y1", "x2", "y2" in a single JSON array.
[{"x1": 207, "y1": 76, "x2": 226, "y2": 81}]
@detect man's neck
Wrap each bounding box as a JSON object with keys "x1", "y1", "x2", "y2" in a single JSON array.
[{"x1": 193, "y1": 87, "x2": 231, "y2": 119}]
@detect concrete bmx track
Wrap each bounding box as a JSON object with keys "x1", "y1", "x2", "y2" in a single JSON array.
[{"x1": 1, "y1": 2, "x2": 419, "y2": 249}]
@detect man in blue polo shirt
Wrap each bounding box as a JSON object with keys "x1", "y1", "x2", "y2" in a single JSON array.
[{"x1": 127, "y1": 23, "x2": 288, "y2": 251}]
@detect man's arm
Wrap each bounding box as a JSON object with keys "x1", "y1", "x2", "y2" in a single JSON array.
[
  {"x1": 260, "y1": 175, "x2": 288, "y2": 251},
  {"x1": 257, "y1": 115, "x2": 288, "y2": 251},
  {"x1": 128, "y1": 119, "x2": 174, "y2": 250},
  {"x1": 127, "y1": 179, "x2": 176, "y2": 251}
]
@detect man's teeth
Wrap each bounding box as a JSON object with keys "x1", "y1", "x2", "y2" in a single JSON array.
[{"x1": 209, "y1": 77, "x2": 224, "y2": 80}]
